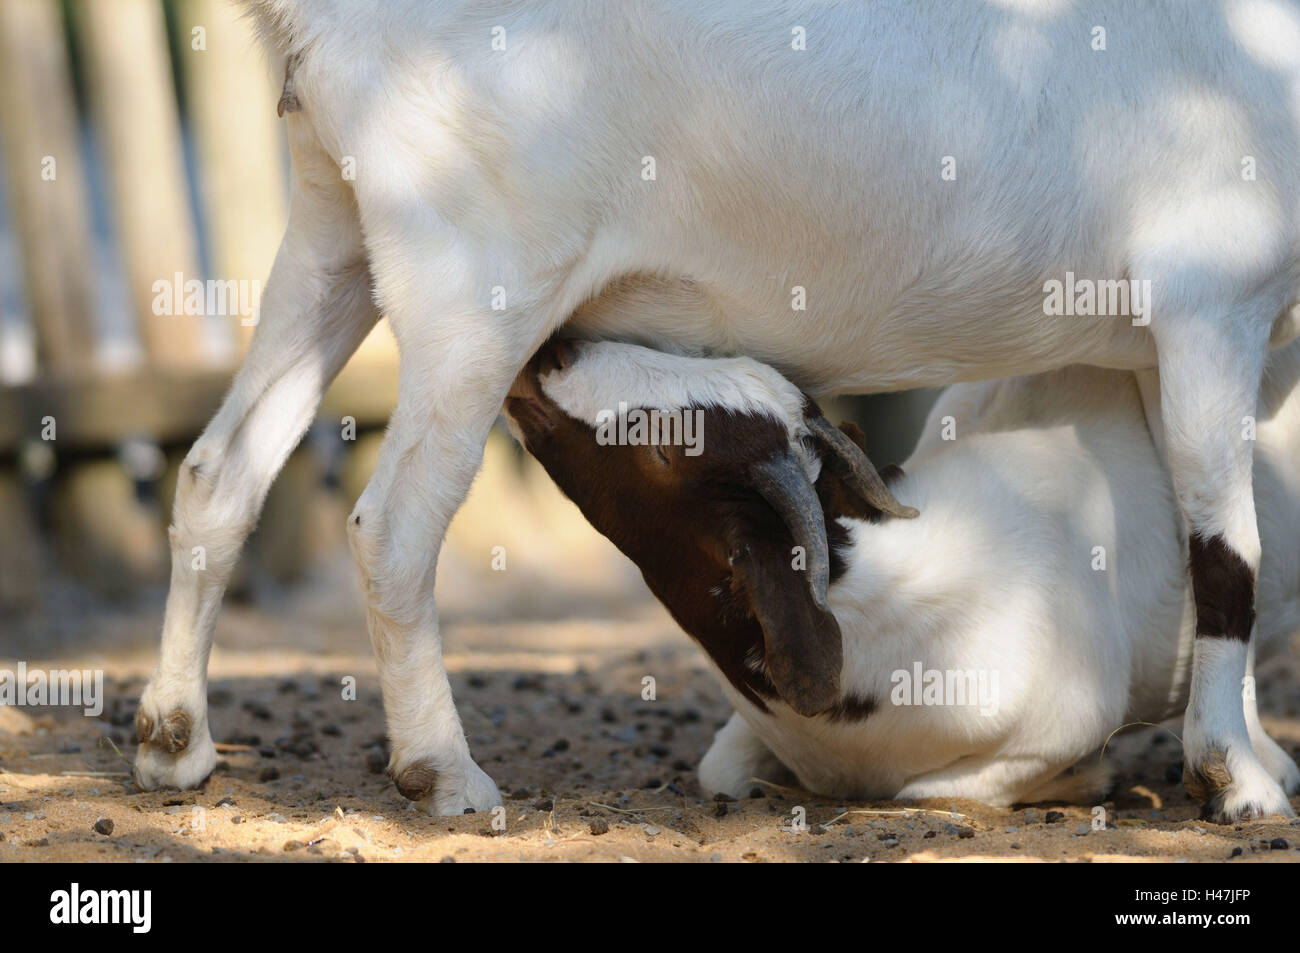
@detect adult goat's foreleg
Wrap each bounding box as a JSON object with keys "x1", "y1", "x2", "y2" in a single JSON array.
[
  {"x1": 346, "y1": 242, "x2": 577, "y2": 813},
  {"x1": 135, "y1": 122, "x2": 379, "y2": 790}
]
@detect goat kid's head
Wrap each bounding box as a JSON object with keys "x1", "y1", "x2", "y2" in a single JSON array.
[{"x1": 505, "y1": 338, "x2": 917, "y2": 717}]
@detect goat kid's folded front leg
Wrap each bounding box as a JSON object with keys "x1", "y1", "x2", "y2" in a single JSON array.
[{"x1": 698, "y1": 712, "x2": 797, "y2": 800}]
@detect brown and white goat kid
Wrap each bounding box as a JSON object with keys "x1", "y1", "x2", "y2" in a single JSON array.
[{"x1": 505, "y1": 339, "x2": 1300, "y2": 808}]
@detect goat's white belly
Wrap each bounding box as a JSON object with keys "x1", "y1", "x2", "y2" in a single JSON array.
[{"x1": 577, "y1": 288, "x2": 1158, "y2": 398}]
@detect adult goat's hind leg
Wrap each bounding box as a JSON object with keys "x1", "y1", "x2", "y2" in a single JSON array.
[
  {"x1": 134, "y1": 120, "x2": 379, "y2": 790},
  {"x1": 1156, "y1": 309, "x2": 1295, "y2": 822}
]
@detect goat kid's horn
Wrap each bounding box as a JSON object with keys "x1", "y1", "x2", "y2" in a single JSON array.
[
  {"x1": 749, "y1": 451, "x2": 831, "y2": 610},
  {"x1": 804, "y1": 416, "x2": 919, "y2": 519}
]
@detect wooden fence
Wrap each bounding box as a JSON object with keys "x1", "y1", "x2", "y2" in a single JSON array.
[{"x1": 0, "y1": 0, "x2": 400, "y2": 611}]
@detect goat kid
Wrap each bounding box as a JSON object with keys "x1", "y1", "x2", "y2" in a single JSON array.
[
  {"x1": 138, "y1": 0, "x2": 1300, "y2": 819},
  {"x1": 505, "y1": 338, "x2": 1300, "y2": 809}
]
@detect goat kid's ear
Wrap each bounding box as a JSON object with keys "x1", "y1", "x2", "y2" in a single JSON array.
[
  {"x1": 815, "y1": 421, "x2": 908, "y2": 523},
  {"x1": 804, "y1": 414, "x2": 919, "y2": 519},
  {"x1": 834, "y1": 420, "x2": 905, "y2": 482},
  {"x1": 729, "y1": 537, "x2": 843, "y2": 717}
]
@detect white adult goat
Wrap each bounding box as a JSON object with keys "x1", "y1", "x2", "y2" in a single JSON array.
[
  {"x1": 136, "y1": 0, "x2": 1300, "y2": 821},
  {"x1": 505, "y1": 336, "x2": 1300, "y2": 809}
]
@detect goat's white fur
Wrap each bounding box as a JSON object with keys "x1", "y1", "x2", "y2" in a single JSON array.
[
  {"x1": 137, "y1": 0, "x2": 1300, "y2": 817},
  {"x1": 541, "y1": 338, "x2": 1300, "y2": 806},
  {"x1": 529, "y1": 344, "x2": 819, "y2": 473}
]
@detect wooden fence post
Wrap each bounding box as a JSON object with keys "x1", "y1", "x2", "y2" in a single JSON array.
[
  {"x1": 0, "y1": 0, "x2": 98, "y2": 377},
  {"x1": 177, "y1": 0, "x2": 287, "y2": 353},
  {"x1": 73, "y1": 0, "x2": 208, "y2": 370}
]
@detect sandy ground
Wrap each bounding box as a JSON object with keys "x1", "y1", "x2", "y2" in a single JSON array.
[
  {"x1": 4, "y1": 584, "x2": 1300, "y2": 864},
  {"x1": 3, "y1": 442, "x2": 1300, "y2": 864}
]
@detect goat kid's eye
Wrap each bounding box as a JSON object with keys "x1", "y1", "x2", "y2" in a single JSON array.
[{"x1": 653, "y1": 442, "x2": 672, "y2": 467}]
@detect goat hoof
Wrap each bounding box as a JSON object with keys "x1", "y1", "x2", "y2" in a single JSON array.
[
  {"x1": 1187, "y1": 748, "x2": 1295, "y2": 824},
  {"x1": 134, "y1": 732, "x2": 216, "y2": 792},
  {"x1": 392, "y1": 762, "x2": 439, "y2": 801},
  {"x1": 136, "y1": 705, "x2": 191, "y2": 754},
  {"x1": 135, "y1": 708, "x2": 153, "y2": 745},
  {"x1": 159, "y1": 709, "x2": 192, "y2": 754},
  {"x1": 391, "y1": 757, "x2": 503, "y2": 815},
  {"x1": 1183, "y1": 748, "x2": 1232, "y2": 804},
  {"x1": 134, "y1": 691, "x2": 215, "y2": 790}
]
